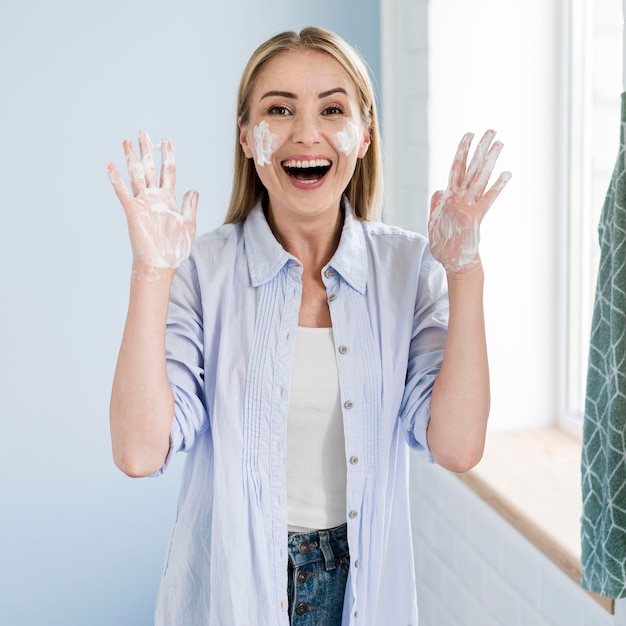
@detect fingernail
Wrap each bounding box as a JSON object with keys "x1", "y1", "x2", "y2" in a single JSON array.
[{"x1": 105, "y1": 163, "x2": 118, "y2": 183}]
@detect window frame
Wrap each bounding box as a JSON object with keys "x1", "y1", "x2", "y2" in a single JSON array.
[{"x1": 562, "y1": 0, "x2": 623, "y2": 433}]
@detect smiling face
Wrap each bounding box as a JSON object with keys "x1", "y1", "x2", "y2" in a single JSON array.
[{"x1": 239, "y1": 49, "x2": 371, "y2": 226}]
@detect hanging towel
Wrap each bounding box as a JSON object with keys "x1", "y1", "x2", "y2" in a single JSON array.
[{"x1": 581, "y1": 91, "x2": 626, "y2": 598}]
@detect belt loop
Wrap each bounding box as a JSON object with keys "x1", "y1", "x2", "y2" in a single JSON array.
[{"x1": 319, "y1": 530, "x2": 336, "y2": 571}]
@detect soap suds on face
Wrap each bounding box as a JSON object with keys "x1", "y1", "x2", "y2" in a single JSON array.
[
  {"x1": 253, "y1": 121, "x2": 277, "y2": 166},
  {"x1": 335, "y1": 121, "x2": 360, "y2": 156}
]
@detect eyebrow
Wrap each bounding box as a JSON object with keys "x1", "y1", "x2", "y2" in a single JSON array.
[{"x1": 259, "y1": 87, "x2": 349, "y2": 101}]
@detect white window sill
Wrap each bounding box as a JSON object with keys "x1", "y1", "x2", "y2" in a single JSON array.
[{"x1": 456, "y1": 427, "x2": 614, "y2": 614}]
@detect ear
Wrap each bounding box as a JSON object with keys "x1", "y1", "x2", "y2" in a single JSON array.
[
  {"x1": 238, "y1": 118, "x2": 254, "y2": 159},
  {"x1": 358, "y1": 123, "x2": 371, "y2": 159}
]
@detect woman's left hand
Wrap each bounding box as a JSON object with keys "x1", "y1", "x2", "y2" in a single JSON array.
[{"x1": 428, "y1": 130, "x2": 511, "y2": 274}]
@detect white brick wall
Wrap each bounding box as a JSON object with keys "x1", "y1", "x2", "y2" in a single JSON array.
[
  {"x1": 410, "y1": 457, "x2": 615, "y2": 626},
  {"x1": 381, "y1": 0, "x2": 430, "y2": 234}
]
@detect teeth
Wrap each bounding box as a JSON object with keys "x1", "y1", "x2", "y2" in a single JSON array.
[{"x1": 282, "y1": 159, "x2": 331, "y2": 169}]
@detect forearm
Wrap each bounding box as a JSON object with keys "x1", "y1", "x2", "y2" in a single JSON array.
[
  {"x1": 427, "y1": 267, "x2": 490, "y2": 472},
  {"x1": 110, "y1": 270, "x2": 176, "y2": 477}
]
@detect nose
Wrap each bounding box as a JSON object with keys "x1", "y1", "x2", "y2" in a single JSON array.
[{"x1": 291, "y1": 113, "x2": 320, "y2": 146}]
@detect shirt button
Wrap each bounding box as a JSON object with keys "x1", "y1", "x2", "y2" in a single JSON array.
[
  {"x1": 338, "y1": 345, "x2": 349, "y2": 354},
  {"x1": 349, "y1": 456, "x2": 359, "y2": 465},
  {"x1": 328, "y1": 293, "x2": 337, "y2": 302},
  {"x1": 344, "y1": 400, "x2": 353, "y2": 409},
  {"x1": 354, "y1": 559, "x2": 360, "y2": 567},
  {"x1": 349, "y1": 510, "x2": 359, "y2": 519},
  {"x1": 325, "y1": 269, "x2": 333, "y2": 278}
]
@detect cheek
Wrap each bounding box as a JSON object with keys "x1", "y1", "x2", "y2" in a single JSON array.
[
  {"x1": 334, "y1": 121, "x2": 361, "y2": 156},
  {"x1": 252, "y1": 121, "x2": 278, "y2": 167}
]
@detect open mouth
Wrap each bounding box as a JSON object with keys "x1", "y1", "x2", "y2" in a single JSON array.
[{"x1": 282, "y1": 158, "x2": 332, "y2": 185}]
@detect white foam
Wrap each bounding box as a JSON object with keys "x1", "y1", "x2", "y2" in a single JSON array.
[
  {"x1": 335, "y1": 121, "x2": 360, "y2": 156},
  {"x1": 253, "y1": 121, "x2": 277, "y2": 166}
]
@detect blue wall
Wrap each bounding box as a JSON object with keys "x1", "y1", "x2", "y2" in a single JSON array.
[{"x1": 0, "y1": 2, "x2": 379, "y2": 624}]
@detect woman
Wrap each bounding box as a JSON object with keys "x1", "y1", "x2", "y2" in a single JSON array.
[{"x1": 107, "y1": 27, "x2": 510, "y2": 626}]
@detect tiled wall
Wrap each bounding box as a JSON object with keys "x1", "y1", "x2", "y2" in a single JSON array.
[{"x1": 410, "y1": 456, "x2": 616, "y2": 626}]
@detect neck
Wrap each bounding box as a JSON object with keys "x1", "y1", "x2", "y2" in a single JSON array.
[{"x1": 265, "y1": 202, "x2": 344, "y2": 274}]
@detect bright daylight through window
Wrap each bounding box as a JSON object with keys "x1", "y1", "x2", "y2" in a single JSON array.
[{"x1": 566, "y1": 0, "x2": 622, "y2": 424}]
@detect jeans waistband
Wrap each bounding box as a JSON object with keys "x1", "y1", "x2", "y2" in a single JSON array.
[{"x1": 287, "y1": 523, "x2": 348, "y2": 571}]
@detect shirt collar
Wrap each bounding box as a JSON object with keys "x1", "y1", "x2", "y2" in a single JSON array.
[
  {"x1": 243, "y1": 198, "x2": 368, "y2": 294},
  {"x1": 244, "y1": 201, "x2": 295, "y2": 287},
  {"x1": 328, "y1": 199, "x2": 367, "y2": 294}
]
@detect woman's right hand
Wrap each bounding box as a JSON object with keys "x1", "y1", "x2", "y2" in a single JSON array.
[{"x1": 106, "y1": 130, "x2": 198, "y2": 280}]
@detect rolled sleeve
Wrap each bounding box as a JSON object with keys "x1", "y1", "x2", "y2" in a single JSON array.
[
  {"x1": 153, "y1": 259, "x2": 209, "y2": 476},
  {"x1": 398, "y1": 252, "x2": 448, "y2": 461}
]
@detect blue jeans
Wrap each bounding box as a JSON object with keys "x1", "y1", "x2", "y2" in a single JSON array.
[{"x1": 287, "y1": 524, "x2": 350, "y2": 625}]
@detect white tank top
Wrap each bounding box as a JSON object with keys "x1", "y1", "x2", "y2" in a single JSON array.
[{"x1": 286, "y1": 327, "x2": 347, "y2": 532}]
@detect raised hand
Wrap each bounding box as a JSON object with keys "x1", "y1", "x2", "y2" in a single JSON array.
[
  {"x1": 428, "y1": 130, "x2": 511, "y2": 274},
  {"x1": 106, "y1": 130, "x2": 198, "y2": 280}
]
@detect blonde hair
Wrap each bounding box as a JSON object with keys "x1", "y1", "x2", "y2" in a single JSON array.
[{"x1": 225, "y1": 27, "x2": 383, "y2": 223}]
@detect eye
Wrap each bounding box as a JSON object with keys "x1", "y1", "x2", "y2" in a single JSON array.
[
  {"x1": 323, "y1": 105, "x2": 344, "y2": 116},
  {"x1": 269, "y1": 105, "x2": 292, "y2": 116}
]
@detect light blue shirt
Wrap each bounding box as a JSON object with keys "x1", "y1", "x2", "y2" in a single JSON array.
[{"x1": 154, "y1": 200, "x2": 448, "y2": 626}]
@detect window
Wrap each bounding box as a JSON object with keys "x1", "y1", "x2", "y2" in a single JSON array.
[
  {"x1": 565, "y1": 0, "x2": 622, "y2": 425},
  {"x1": 384, "y1": 0, "x2": 622, "y2": 433}
]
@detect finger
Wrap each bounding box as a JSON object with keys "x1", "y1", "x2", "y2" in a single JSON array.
[
  {"x1": 123, "y1": 140, "x2": 146, "y2": 197},
  {"x1": 429, "y1": 190, "x2": 446, "y2": 216},
  {"x1": 468, "y1": 140, "x2": 503, "y2": 200},
  {"x1": 461, "y1": 129, "x2": 497, "y2": 193},
  {"x1": 477, "y1": 171, "x2": 512, "y2": 216},
  {"x1": 105, "y1": 162, "x2": 133, "y2": 205},
  {"x1": 160, "y1": 138, "x2": 176, "y2": 189},
  {"x1": 181, "y1": 190, "x2": 199, "y2": 222},
  {"x1": 448, "y1": 133, "x2": 473, "y2": 192},
  {"x1": 138, "y1": 130, "x2": 157, "y2": 188}
]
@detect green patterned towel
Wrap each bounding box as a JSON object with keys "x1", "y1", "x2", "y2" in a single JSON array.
[{"x1": 581, "y1": 91, "x2": 626, "y2": 598}]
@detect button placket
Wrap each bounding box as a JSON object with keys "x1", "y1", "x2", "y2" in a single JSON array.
[
  {"x1": 330, "y1": 284, "x2": 367, "y2": 596},
  {"x1": 322, "y1": 267, "x2": 336, "y2": 305}
]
